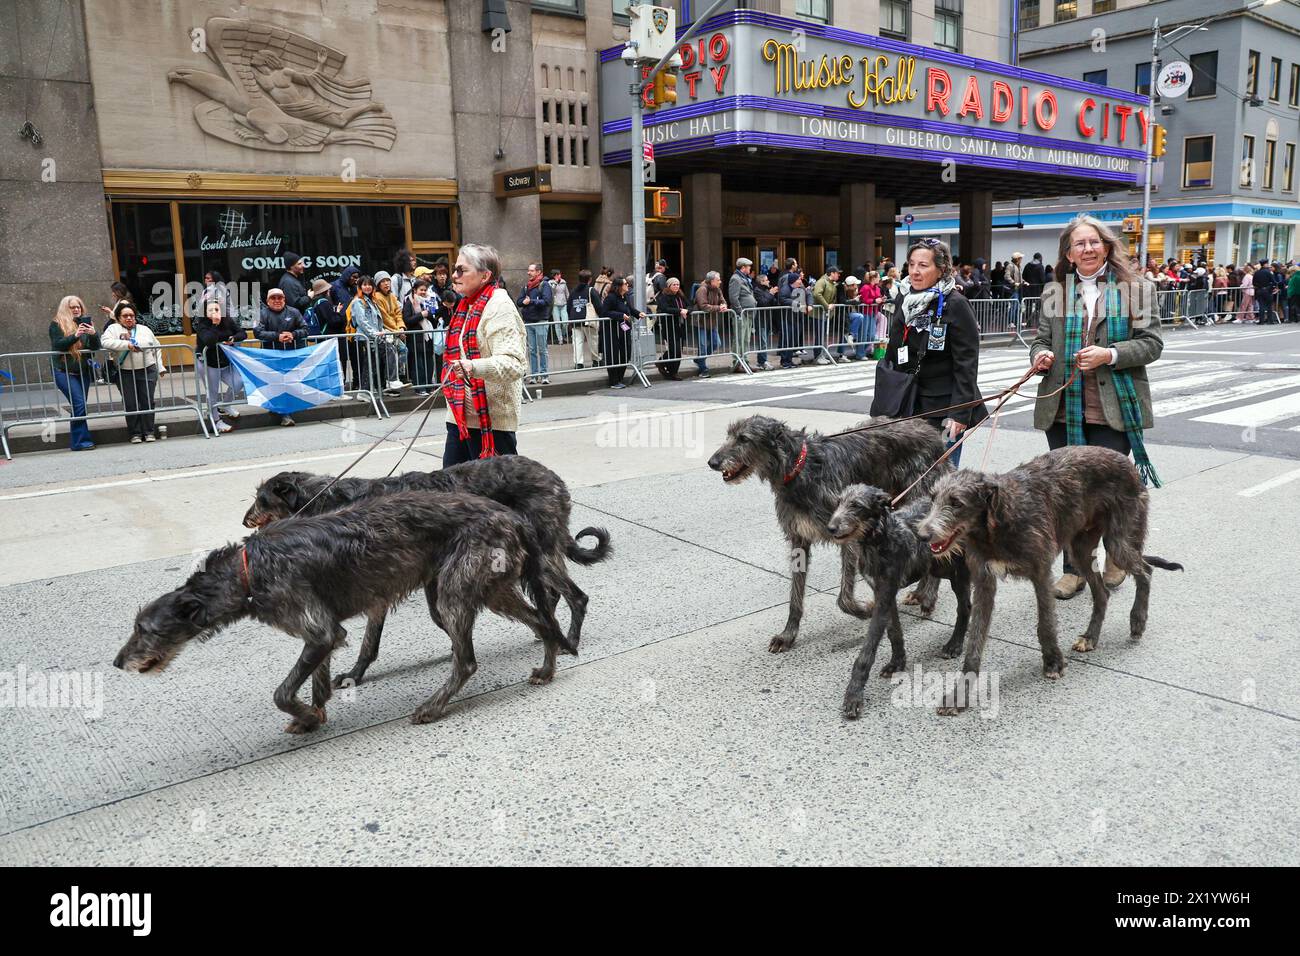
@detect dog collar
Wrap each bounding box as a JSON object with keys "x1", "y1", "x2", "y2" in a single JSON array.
[
  {"x1": 240, "y1": 546, "x2": 253, "y2": 603},
  {"x1": 783, "y1": 441, "x2": 809, "y2": 485}
]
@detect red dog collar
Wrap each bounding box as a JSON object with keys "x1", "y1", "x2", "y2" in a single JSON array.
[{"x1": 783, "y1": 441, "x2": 809, "y2": 485}]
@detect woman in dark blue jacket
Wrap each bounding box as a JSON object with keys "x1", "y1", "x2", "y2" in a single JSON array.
[{"x1": 600, "y1": 276, "x2": 642, "y2": 389}]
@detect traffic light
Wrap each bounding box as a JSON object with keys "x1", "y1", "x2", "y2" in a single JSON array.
[
  {"x1": 1151, "y1": 123, "x2": 1167, "y2": 159},
  {"x1": 645, "y1": 188, "x2": 682, "y2": 221},
  {"x1": 652, "y1": 70, "x2": 677, "y2": 108}
]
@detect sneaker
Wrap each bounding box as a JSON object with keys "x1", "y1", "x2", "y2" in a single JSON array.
[
  {"x1": 221, "y1": 408, "x2": 240, "y2": 419},
  {"x1": 144, "y1": 434, "x2": 157, "y2": 443},
  {"x1": 281, "y1": 416, "x2": 296, "y2": 427},
  {"x1": 542, "y1": 377, "x2": 550, "y2": 385},
  {"x1": 836, "y1": 355, "x2": 851, "y2": 364},
  {"x1": 1053, "y1": 573, "x2": 1085, "y2": 600},
  {"x1": 71, "y1": 443, "x2": 95, "y2": 451},
  {"x1": 216, "y1": 421, "x2": 233, "y2": 434},
  {"x1": 574, "y1": 364, "x2": 584, "y2": 369},
  {"x1": 610, "y1": 382, "x2": 627, "y2": 389},
  {"x1": 130, "y1": 435, "x2": 143, "y2": 444},
  {"x1": 815, "y1": 356, "x2": 832, "y2": 366},
  {"x1": 387, "y1": 380, "x2": 410, "y2": 391},
  {"x1": 698, "y1": 370, "x2": 712, "y2": 379}
]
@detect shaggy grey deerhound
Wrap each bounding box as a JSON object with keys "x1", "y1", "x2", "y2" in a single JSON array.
[
  {"x1": 708, "y1": 414, "x2": 949, "y2": 653},
  {"x1": 828, "y1": 484, "x2": 971, "y2": 719},
  {"x1": 243, "y1": 455, "x2": 609, "y2": 685},
  {"x1": 115, "y1": 491, "x2": 570, "y2": 732},
  {"x1": 916, "y1": 446, "x2": 1183, "y2": 714}
]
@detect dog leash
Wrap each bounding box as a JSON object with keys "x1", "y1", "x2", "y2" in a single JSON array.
[
  {"x1": 887, "y1": 362, "x2": 1081, "y2": 508},
  {"x1": 385, "y1": 383, "x2": 445, "y2": 478},
  {"x1": 291, "y1": 386, "x2": 444, "y2": 518}
]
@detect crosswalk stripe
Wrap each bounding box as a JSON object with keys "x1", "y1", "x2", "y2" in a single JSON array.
[
  {"x1": 1152, "y1": 372, "x2": 1300, "y2": 417},
  {"x1": 996, "y1": 366, "x2": 1243, "y2": 416},
  {"x1": 1192, "y1": 388, "x2": 1300, "y2": 427}
]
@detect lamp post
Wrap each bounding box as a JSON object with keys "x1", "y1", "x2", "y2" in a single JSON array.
[
  {"x1": 1140, "y1": 0, "x2": 1279, "y2": 267},
  {"x1": 623, "y1": 0, "x2": 728, "y2": 311}
]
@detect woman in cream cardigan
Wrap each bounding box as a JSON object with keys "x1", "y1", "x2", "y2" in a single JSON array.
[
  {"x1": 102, "y1": 301, "x2": 167, "y2": 443},
  {"x1": 441, "y1": 243, "x2": 526, "y2": 464}
]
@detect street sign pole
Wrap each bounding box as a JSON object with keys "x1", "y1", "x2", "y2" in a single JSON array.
[
  {"x1": 626, "y1": 0, "x2": 729, "y2": 312},
  {"x1": 1140, "y1": 18, "x2": 1159, "y2": 270},
  {"x1": 630, "y1": 59, "x2": 647, "y2": 311}
]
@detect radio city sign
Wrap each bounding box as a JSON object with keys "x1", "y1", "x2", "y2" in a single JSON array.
[{"x1": 599, "y1": 16, "x2": 1147, "y2": 183}]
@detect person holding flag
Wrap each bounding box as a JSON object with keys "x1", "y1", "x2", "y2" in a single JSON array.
[{"x1": 441, "y1": 244, "x2": 526, "y2": 465}]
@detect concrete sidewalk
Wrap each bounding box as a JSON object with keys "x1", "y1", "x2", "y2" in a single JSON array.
[{"x1": 1, "y1": 405, "x2": 1295, "y2": 864}]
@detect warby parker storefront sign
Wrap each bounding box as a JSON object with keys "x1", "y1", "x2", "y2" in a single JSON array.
[{"x1": 600, "y1": 14, "x2": 1147, "y2": 185}]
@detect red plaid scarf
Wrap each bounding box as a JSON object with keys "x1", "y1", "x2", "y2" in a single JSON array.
[{"x1": 441, "y1": 281, "x2": 498, "y2": 458}]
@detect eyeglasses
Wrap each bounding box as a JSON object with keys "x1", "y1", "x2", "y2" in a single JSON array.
[
  {"x1": 1071, "y1": 239, "x2": 1105, "y2": 251},
  {"x1": 452, "y1": 265, "x2": 470, "y2": 276},
  {"x1": 918, "y1": 238, "x2": 943, "y2": 248}
]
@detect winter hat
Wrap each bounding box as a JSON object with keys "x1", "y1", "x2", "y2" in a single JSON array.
[
  {"x1": 284, "y1": 252, "x2": 301, "y2": 268},
  {"x1": 310, "y1": 278, "x2": 331, "y2": 295},
  {"x1": 374, "y1": 270, "x2": 392, "y2": 286}
]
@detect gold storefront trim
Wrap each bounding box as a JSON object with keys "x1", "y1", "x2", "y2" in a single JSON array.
[{"x1": 102, "y1": 170, "x2": 457, "y2": 202}]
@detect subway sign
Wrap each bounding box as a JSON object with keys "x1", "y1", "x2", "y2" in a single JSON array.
[{"x1": 599, "y1": 14, "x2": 1147, "y2": 184}]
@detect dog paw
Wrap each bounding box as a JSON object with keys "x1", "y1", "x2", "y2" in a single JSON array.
[
  {"x1": 284, "y1": 706, "x2": 325, "y2": 734},
  {"x1": 918, "y1": 602, "x2": 937, "y2": 619},
  {"x1": 938, "y1": 642, "x2": 963, "y2": 659},
  {"x1": 901, "y1": 590, "x2": 922, "y2": 606},
  {"x1": 331, "y1": 672, "x2": 361, "y2": 689},
  {"x1": 1042, "y1": 660, "x2": 1067, "y2": 680},
  {"x1": 842, "y1": 694, "x2": 864, "y2": 720},
  {"x1": 936, "y1": 695, "x2": 966, "y2": 716},
  {"x1": 1129, "y1": 630, "x2": 1145, "y2": 642},
  {"x1": 1071, "y1": 635, "x2": 1096, "y2": 653},
  {"x1": 410, "y1": 704, "x2": 445, "y2": 725},
  {"x1": 879, "y1": 658, "x2": 906, "y2": 678},
  {"x1": 768, "y1": 633, "x2": 796, "y2": 653},
  {"x1": 528, "y1": 667, "x2": 554, "y2": 685}
]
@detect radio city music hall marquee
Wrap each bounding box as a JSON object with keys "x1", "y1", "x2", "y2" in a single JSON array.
[{"x1": 600, "y1": 16, "x2": 1147, "y2": 184}]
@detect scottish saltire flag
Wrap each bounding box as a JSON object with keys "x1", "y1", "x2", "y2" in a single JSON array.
[{"x1": 220, "y1": 341, "x2": 343, "y2": 415}]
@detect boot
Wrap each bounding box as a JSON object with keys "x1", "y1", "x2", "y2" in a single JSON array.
[
  {"x1": 1053, "y1": 572, "x2": 1085, "y2": 600},
  {"x1": 1103, "y1": 557, "x2": 1127, "y2": 591}
]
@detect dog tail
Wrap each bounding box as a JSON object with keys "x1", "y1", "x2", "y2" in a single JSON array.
[
  {"x1": 1143, "y1": 554, "x2": 1184, "y2": 572},
  {"x1": 567, "y1": 526, "x2": 612, "y2": 565}
]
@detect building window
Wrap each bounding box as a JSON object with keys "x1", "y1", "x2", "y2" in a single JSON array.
[
  {"x1": 1092, "y1": 0, "x2": 1115, "y2": 12},
  {"x1": 533, "y1": 0, "x2": 582, "y2": 13},
  {"x1": 1285, "y1": 143, "x2": 1296, "y2": 193},
  {"x1": 796, "y1": 0, "x2": 831, "y2": 23},
  {"x1": 1290, "y1": 64, "x2": 1299, "y2": 108},
  {"x1": 611, "y1": 0, "x2": 630, "y2": 19},
  {"x1": 1247, "y1": 51, "x2": 1260, "y2": 97},
  {"x1": 1083, "y1": 69, "x2": 1107, "y2": 86},
  {"x1": 1241, "y1": 134, "x2": 1256, "y2": 187},
  {"x1": 1019, "y1": 0, "x2": 1040, "y2": 30},
  {"x1": 1182, "y1": 135, "x2": 1213, "y2": 188},
  {"x1": 1264, "y1": 138, "x2": 1277, "y2": 189},
  {"x1": 934, "y1": 0, "x2": 961, "y2": 52},
  {"x1": 537, "y1": 62, "x2": 592, "y2": 170},
  {"x1": 1135, "y1": 62, "x2": 1151, "y2": 96},
  {"x1": 1054, "y1": 0, "x2": 1077, "y2": 22},
  {"x1": 880, "y1": 0, "x2": 910, "y2": 40},
  {"x1": 1269, "y1": 58, "x2": 1282, "y2": 101},
  {"x1": 1188, "y1": 51, "x2": 1217, "y2": 98}
]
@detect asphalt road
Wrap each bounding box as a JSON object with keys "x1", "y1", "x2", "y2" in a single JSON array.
[{"x1": 2, "y1": 326, "x2": 1297, "y2": 865}]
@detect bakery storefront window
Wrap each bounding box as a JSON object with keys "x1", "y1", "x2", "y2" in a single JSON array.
[{"x1": 108, "y1": 200, "x2": 454, "y2": 333}]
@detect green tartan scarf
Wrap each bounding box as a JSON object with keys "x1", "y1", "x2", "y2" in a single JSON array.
[{"x1": 1064, "y1": 274, "x2": 1162, "y2": 488}]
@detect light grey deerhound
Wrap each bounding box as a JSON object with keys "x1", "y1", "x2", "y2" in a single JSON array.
[
  {"x1": 243, "y1": 455, "x2": 609, "y2": 686},
  {"x1": 916, "y1": 446, "x2": 1183, "y2": 714},
  {"x1": 827, "y1": 484, "x2": 971, "y2": 719},
  {"x1": 115, "y1": 491, "x2": 570, "y2": 732},
  {"x1": 708, "y1": 414, "x2": 950, "y2": 653}
]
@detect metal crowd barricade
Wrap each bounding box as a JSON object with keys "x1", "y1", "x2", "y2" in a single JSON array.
[
  {"x1": 735, "y1": 306, "x2": 786, "y2": 369},
  {"x1": 0, "y1": 343, "x2": 209, "y2": 459},
  {"x1": 677, "y1": 308, "x2": 750, "y2": 374},
  {"x1": 821, "y1": 303, "x2": 875, "y2": 361},
  {"x1": 969, "y1": 297, "x2": 1019, "y2": 339},
  {"x1": 522, "y1": 315, "x2": 651, "y2": 389}
]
